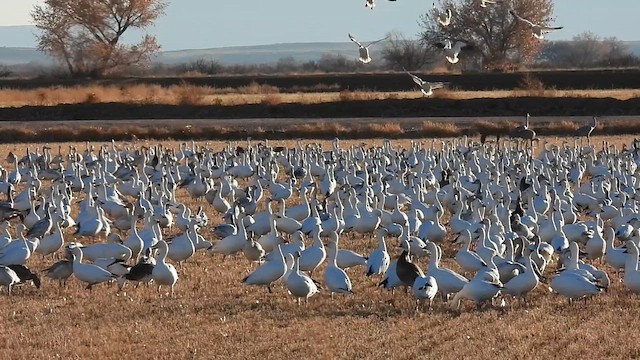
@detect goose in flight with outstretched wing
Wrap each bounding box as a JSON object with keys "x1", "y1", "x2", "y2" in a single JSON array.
[
  {"x1": 433, "y1": 3, "x2": 452, "y2": 26},
  {"x1": 510, "y1": 10, "x2": 563, "y2": 39},
  {"x1": 433, "y1": 39, "x2": 474, "y2": 64},
  {"x1": 365, "y1": 0, "x2": 397, "y2": 10},
  {"x1": 348, "y1": 33, "x2": 388, "y2": 63},
  {"x1": 404, "y1": 69, "x2": 446, "y2": 97}
]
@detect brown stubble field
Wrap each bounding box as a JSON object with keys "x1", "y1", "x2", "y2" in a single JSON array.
[
  {"x1": 1, "y1": 83, "x2": 639, "y2": 107},
  {"x1": 1, "y1": 136, "x2": 640, "y2": 360}
]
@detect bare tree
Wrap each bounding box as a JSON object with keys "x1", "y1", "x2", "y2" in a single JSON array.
[
  {"x1": 381, "y1": 31, "x2": 438, "y2": 71},
  {"x1": 31, "y1": 0, "x2": 167, "y2": 77},
  {"x1": 420, "y1": 0, "x2": 556, "y2": 70}
]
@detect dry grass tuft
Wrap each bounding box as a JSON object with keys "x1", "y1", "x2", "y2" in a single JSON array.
[
  {"x1": 365, "y1": 122, "x2": 404, "y2": 136},
  {"x1": 238, "y1": 81, "x2": 280, "y2": 95},
  {"x1": 338, "y1": 90, "x2": 376, "y2": 102},
  {"x1": 517, "y1": 73, "x2": 548, "y2": 97},
  {"x1": 421, "y1": 121, "x2": 460, "y2": 137},
  {"x1": 260, "y1": 94, "x2": 284, "y2": 106}
]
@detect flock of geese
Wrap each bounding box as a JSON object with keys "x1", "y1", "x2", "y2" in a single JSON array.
[
  {"x1": 2, "y1": 128, "x2": 640, "y2": 312},
  {"x1": 351, "y1": 0, "x2": 564, "y2": 97}
]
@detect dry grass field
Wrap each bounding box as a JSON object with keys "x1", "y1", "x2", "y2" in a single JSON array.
[
  {"x1": 1, "y1": 82, "x2": 640, "y2": 108},
  {"x1": 1, "y1": 136, "x2": 640, "y2": 360}
]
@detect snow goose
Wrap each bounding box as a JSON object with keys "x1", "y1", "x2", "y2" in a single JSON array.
[
  {"x1": 404, "y1": 69, "x2": 446, "y2": 97},
  {"x1": 26, "y1": 202, "x2": 54, "y2": 239},
  {"x1": 550, "y1": 270, "x2": 604, "y2": 304},
  {"x1": 623, "y1": 240, "x2": 640, "y2": 293},
  {"x1": 151, "y1": 240, "x2": 179, "y2": 296},
  {"x1": 0, "y1": 224, "x2": 33, "y2": 265},
  {"x1": 285, "y1": 188, "x2": 312, "y2": 222},
  {"x1": 35, "y1": 220, "x2": 64, "y2": 257},
  {"x1": 433, "y1": 3, "x2": 452, "y2": 27},
  {"x1": 210, "y1": 186, "x2": 232, "y2": 214},
  {"x1": 510, "y1": 10, "x2": 563, "y2": 40},
  {"x1": 285, "y1": 251, "x2": 320, "y2": 305},
  {"x1": 242, "y1": 243, "x2": 287, "y2": 293},
  {"x1": 450, "y1": 276, "x2": 503, "y2": 310},
  {"x1": 69, "y1": 245, "x2": 116, "y2": 291},
  {"x1": 585, "y1": 214, "x2": 606, "y2": 261},
  {"x1": 265, "y1": 230, "x2": 305, "y2": 262},
  {"x1": 425, "y1": 242, "x2": 468, "y2": 300},
  {"x1": 166, "y1": 222, "x2": 196, "y2": 265},
  {"x1": 0, "y1": 265, "x2": 20, "y2": 295},
  {"x1": 242, "y1": 237, "x2": 265, "y2": 264},
  {"x1": 433, "y1": 39, "x2": 473, "y2": 64},
  {"x1": 0, "y1": 220, "x2": 11, "y2": 248},
  {"x1": 413, "y1": 275, "x2": 438, "y2": 311},
  {"x1": 502, "y1": 252, "x2": 540, "y2": 305},
  {"x1": 123, "y1": 213, "x2": 144, "y2": 262},
  {"x1": 274, "y1": 212, "x2": 303, "y2": 235},
  {"x1": 453, "y1": 230, "x2": 487, "y2": 275},
  {"x1": 78, "y1": 234, "x2": 132, "y2": 262},
  {"x1": 327, "y1": 231, "x2": 367, "y2": 269},
  {"x1": 348, "y1": 33, "x2": 388, "y2": 64},
  {"x1": 257, "y1": 213, "x2": 285, "y2": 253},
  {"x1": 417, "y1": 213, "x2": 446, "y2": 243},
  {"x1": 324, "y1": 241, "x2": 353, "y2": 299},
  {"x1": 298, "y1": 227, "x2": 326, "y2": 275},
  {"x1": 366, "y1": 228, "x2": 390, "y2": 276},
  {"x1": 365, "y1": 0, "x2": 375, "y2": 9},
  {"x1": 7, "y1": 264, "x2": 40, "y2": 289},
  {"x1": 604, "y1": 226, "x2": 627, "y2": 273},
  {"x1": 210, "y1": 217, "x2": 249, "y2": 258}
]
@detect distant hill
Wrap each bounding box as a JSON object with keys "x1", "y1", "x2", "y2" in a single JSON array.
[
  {"x1": 157, "y1": 42, "x2": 357, "y2": 65},
  {"x1": 0, "y1": 24, "x2": 639, "y2": 67},
  {"x1": 0, "y1": 47, "x2": 51, "y2": 65},
  {"x1": 0, "y1": 42, "x2": 362, "y2": 67}
]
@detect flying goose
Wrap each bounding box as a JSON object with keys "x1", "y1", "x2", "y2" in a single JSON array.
[
  {"x1": 433, "y1": 3, "x2": 452, "y2": 26},
  {"x1": 404, "y1": 69, "x2": 447, "y2": 97},
  {"x1": 510, "y1": 10, "x2": 563, "y2": 39},
  {"x1": 433, "y1": 39, "x2": 474, "y2": 64},
  {"x1": 348, "y1": 33, "x2": 388, "y2": 64}
]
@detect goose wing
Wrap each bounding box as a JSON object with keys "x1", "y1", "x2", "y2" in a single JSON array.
[
  {"x1": 432, "y1": 39, "x2": 452, "y2": 49},
  {"x1": 348, "y1": 34, "x2": 363, "y2": 48},
  {"x1": 404, "y1": 69, "x2": 425, "y2": 86},
  {"x1": 540, "y1": 25, "x2": 564, "y2": 31},
  {"x1": 510, "y1": 11, "x2": 536, "y2": 27},
  {"x1": 366, "y1": 36, "x2": 389, "y2": 47},
  {"x1": 429, "y1": 82, "x2": 446, "y2": 90},
  {"x1": 452, "y1": 40, "x2": 473, "y2": 54}
]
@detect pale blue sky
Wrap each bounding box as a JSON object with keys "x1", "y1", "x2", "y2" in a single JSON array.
[{"x1": 1, "y1": 0, "x2": 638, "y2": 50}]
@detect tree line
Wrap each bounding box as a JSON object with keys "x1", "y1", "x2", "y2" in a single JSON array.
[{"x1": 3, "y1": 0, "x2": 637, "y2": 78}]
